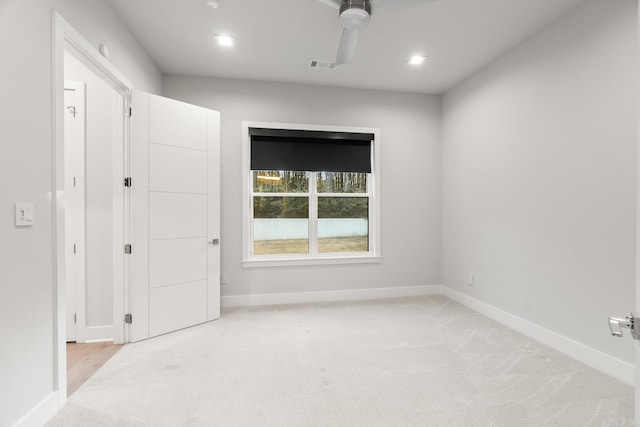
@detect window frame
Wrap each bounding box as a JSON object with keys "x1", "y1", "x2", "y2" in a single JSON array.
[{"x1": 242, "y1": 121, "x2": 381, "y2": 268}]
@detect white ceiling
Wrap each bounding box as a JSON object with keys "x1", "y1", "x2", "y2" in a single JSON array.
[{"x1": 108, "y1": 0, "x2": 586, "y2": 94}]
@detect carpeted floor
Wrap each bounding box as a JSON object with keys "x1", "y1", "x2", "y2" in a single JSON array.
[{"x1": 47, "y1": 296, "x2": 633, "y2": 426}]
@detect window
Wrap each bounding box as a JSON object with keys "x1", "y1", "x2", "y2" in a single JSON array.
[{"x1": 243, "y1": 123, "x2": 380, "y2": 267}]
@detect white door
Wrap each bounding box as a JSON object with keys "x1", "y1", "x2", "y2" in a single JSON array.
[
  {"x1": 64, "y1": 83, "x2": 87, "y2": 343},
  {"x1": 130, "y1": 91, "x2": 220, "y2": 342}
]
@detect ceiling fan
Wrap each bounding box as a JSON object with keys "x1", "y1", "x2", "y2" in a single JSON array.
[{"x1": 314, "y1": 0, "x2": 437, "y2": 65}]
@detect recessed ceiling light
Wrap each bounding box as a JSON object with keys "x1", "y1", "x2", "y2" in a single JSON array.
[
  {"x1": 214, "y1": 34, "x2": 235, "y2": 47},
  {"x1": 407, "y1": 55, "x2": 427, "y2": 65},
  {"x1": 205, "y1": 0, "x2": 222, "y2": 9}
]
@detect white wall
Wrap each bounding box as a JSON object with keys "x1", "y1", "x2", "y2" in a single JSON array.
[
  {"x1": 64, "y1": 52, "x2": 117, "y2": 332},
  {"x1": 441, "y1": 0, "x2": 637, "y2": 364},
  {"x1": 163, "y1": 76, "x2": 441, "y2": 298},
  {"x1": 1, "y1": 0, "x2": 634, "y2": 423},
  {"x1": 0, "y1": 1, "x2": 160, "y2": 425},
  {"x1": 53, "y1": 0, "x2": 161, "y2": 95}
]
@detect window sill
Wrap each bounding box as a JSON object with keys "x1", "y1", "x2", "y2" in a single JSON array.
[{"x1": 242, "y1": 255, "x2": 382, "y2": 269}]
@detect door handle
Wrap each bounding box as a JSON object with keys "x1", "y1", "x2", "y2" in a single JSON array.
[
  {"x1": 209, "y1": 238, "x2": 220, "y2": 245},
  {"x1": 608, "y1": 313, "x2": 640, "y2": 339}
]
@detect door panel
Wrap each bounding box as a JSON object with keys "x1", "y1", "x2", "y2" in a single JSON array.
[
  {"x1": 149, "y1": 95, "x2": 208, "y2": 150},
  {"x1": 64, "y1": 83, "x2": 87, "y2": 343},
  {"x1": 149, "y1": 281, "x2": 208, "y2": 337},
  {"x1": 64, "y1": 86, "x2": 77, "y2": 343},
  {"x1": 148, "y1": 193, "x2": 207, "y2": 240},
  {"x1": 131, "y1": 91, "x2": 220, "y2": 341},
  {"x1": 207, "y1": 112, "x2": 221, "y2": 320},
  {"x1": 130, "y1": 92, "x2": 150, "y2": 343},
  {"x1": 149, "y1": 238, "x2": 207, "y2": 289},
  {"x1": 149, "y1": 143, "x2": 207, "y2": 194}
]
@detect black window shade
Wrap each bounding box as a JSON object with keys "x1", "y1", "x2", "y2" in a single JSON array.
[{"x1": 250, "y1": 128, "x2": 373, "y2": 173}]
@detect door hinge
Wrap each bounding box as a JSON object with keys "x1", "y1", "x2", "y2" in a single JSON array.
[
  {"x1": 126, "y1": 107, "x2": 132, "y2": 118},
  {"x1": 124, "y1": 313, "x2": 133, "y2": 324},
  {"x1": 124, "y1": 244, "x2": 132, "y2": 254},
  {"x1": 73, "y1": 243, "x2": 77, "y2": 254},
  {"x1": 124, "y1": 177, "x2": 132, "y2": 187},
  {"x1": 74, "y1": 313, "x2": 77, "y2": 324},
  {"x1": 73, "y1": 176, "x2": 76, "y2": 188}
]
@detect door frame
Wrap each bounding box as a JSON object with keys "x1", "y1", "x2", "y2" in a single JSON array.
[
  {"x1": 52, "y1": 10, "x2": 132, "y2": 407},
  {"x1": 63, "y1": 81, "x2": 87, "y2": 344},
  {"x1": 636, "y1": 2, "x2": 640, "y2": 419},
  {"x1": 636, "y1": 1, "x2": 640, "y2": 416}
]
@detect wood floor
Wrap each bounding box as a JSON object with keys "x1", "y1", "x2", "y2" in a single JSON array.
[{"x1": 67, "y1": 342, "x2": 123, "y2": 396}]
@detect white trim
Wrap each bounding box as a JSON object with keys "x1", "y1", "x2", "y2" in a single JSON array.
[
  {"x1": 52, "y1": 10, "x2": 67, "y2": 410},
  {"x1": 243, "y1": 255, "x2": 381, "y2": 268},
  {"x1": 129, "y1": 90, "x2": 150, "y2": 342},
  {"x1": 441, "y1": 286, "x2": 635, "y2": 386},
  {"x1": 112, "y1": 87, "x2": 126, "y2": 345},
  {"x1": 635, "y1": 1, "x2": 640, "y2": 411},
  {"x1": 222, "y1": 284, "x2": 440, "y2": 308},
  {"x1": 11, "y1": 392, "x2": 59, "y2": 427},
  {"x1": 242, "y1": 121, "x2": 381, "y2": 266},
  {"x1": 309, "y1": 173, "x2": 319, "y2": 257},
  {"x1": 83, "y1": 325, "x2": 115, "y2": 343},
  {"x1": 52, "y1": 9, "x2": 132, "y2": 414}
]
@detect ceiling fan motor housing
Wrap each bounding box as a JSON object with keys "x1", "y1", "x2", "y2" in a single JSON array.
[{"x1": 339, "y1": 0, "x2": 371, "y2": 30}]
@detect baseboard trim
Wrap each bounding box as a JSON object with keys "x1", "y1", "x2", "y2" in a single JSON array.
[
  {"x1": 83, "y1": 325, "x2": 113, "y2": 343},
  {"x1": 440, "y1": 286, "x2": 634, "y2": 386},
  {"x1": 12, "y1": 391, "x2": 59, "y2": 427},
  {"x1": 222, "y1": 285, "x2": 441, "y2": 308}
]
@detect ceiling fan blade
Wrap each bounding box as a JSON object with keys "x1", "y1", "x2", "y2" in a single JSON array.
[
  {"x1": 336, "y1": 28, "x2": 359, "y2": 64},
  {"x1": 314, "y1": 0, "x2": 342, "y2": 9},
  {"x1": 370, "y1": 0, "x2": 437, "y2": 15}
]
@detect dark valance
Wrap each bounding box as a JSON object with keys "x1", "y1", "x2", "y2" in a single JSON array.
[{"x1": 250, "y1": 128, "x2": 373, "y2": 173}]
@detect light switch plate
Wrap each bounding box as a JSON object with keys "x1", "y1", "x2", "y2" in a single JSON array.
[{"x1": 15, "y1": 203, "x2": 34, "y2": 227}]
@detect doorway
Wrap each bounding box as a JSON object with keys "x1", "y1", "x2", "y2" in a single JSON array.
[
  {"x1": 53, "y1": 11, "x2": 131, "y2": 404},
  {"x1": 63, "y1": 52, "x2": 126, "y2": 395},
  {"x1": 64, "y1": 51, "x2": 121, "y2": 345},
  {"x1": 53, "y1": 11, "x2": 221, "y2": 407},
  {"x1": 63, "y1": 81, "x2": 86, "y2": 344}
]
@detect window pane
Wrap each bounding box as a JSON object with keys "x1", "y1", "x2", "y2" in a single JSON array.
[
  {"x1": 253, "y1": 196, "x2": 309, "y2": 255},
  {"x1": 318, "y1": 197, "x2": 368, "y2": 253},
  {"x1": 317, "y1": 172, "x2": 367, "y2": 193},
  {"x1": 253, "y1": 170, "x2": 309, "y2": 193}
]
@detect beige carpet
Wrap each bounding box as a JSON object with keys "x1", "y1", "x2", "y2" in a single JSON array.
[{"x1": 47, "y1": 296, "x2": 633, "y2": 426}]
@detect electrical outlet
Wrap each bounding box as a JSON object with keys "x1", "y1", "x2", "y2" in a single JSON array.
[
  {"x1": 468, "y1": 274, "x2": 474, "y2": 286},
  {"x1": 221, "y1": 273, "x2": 229, "y2": 285}
]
